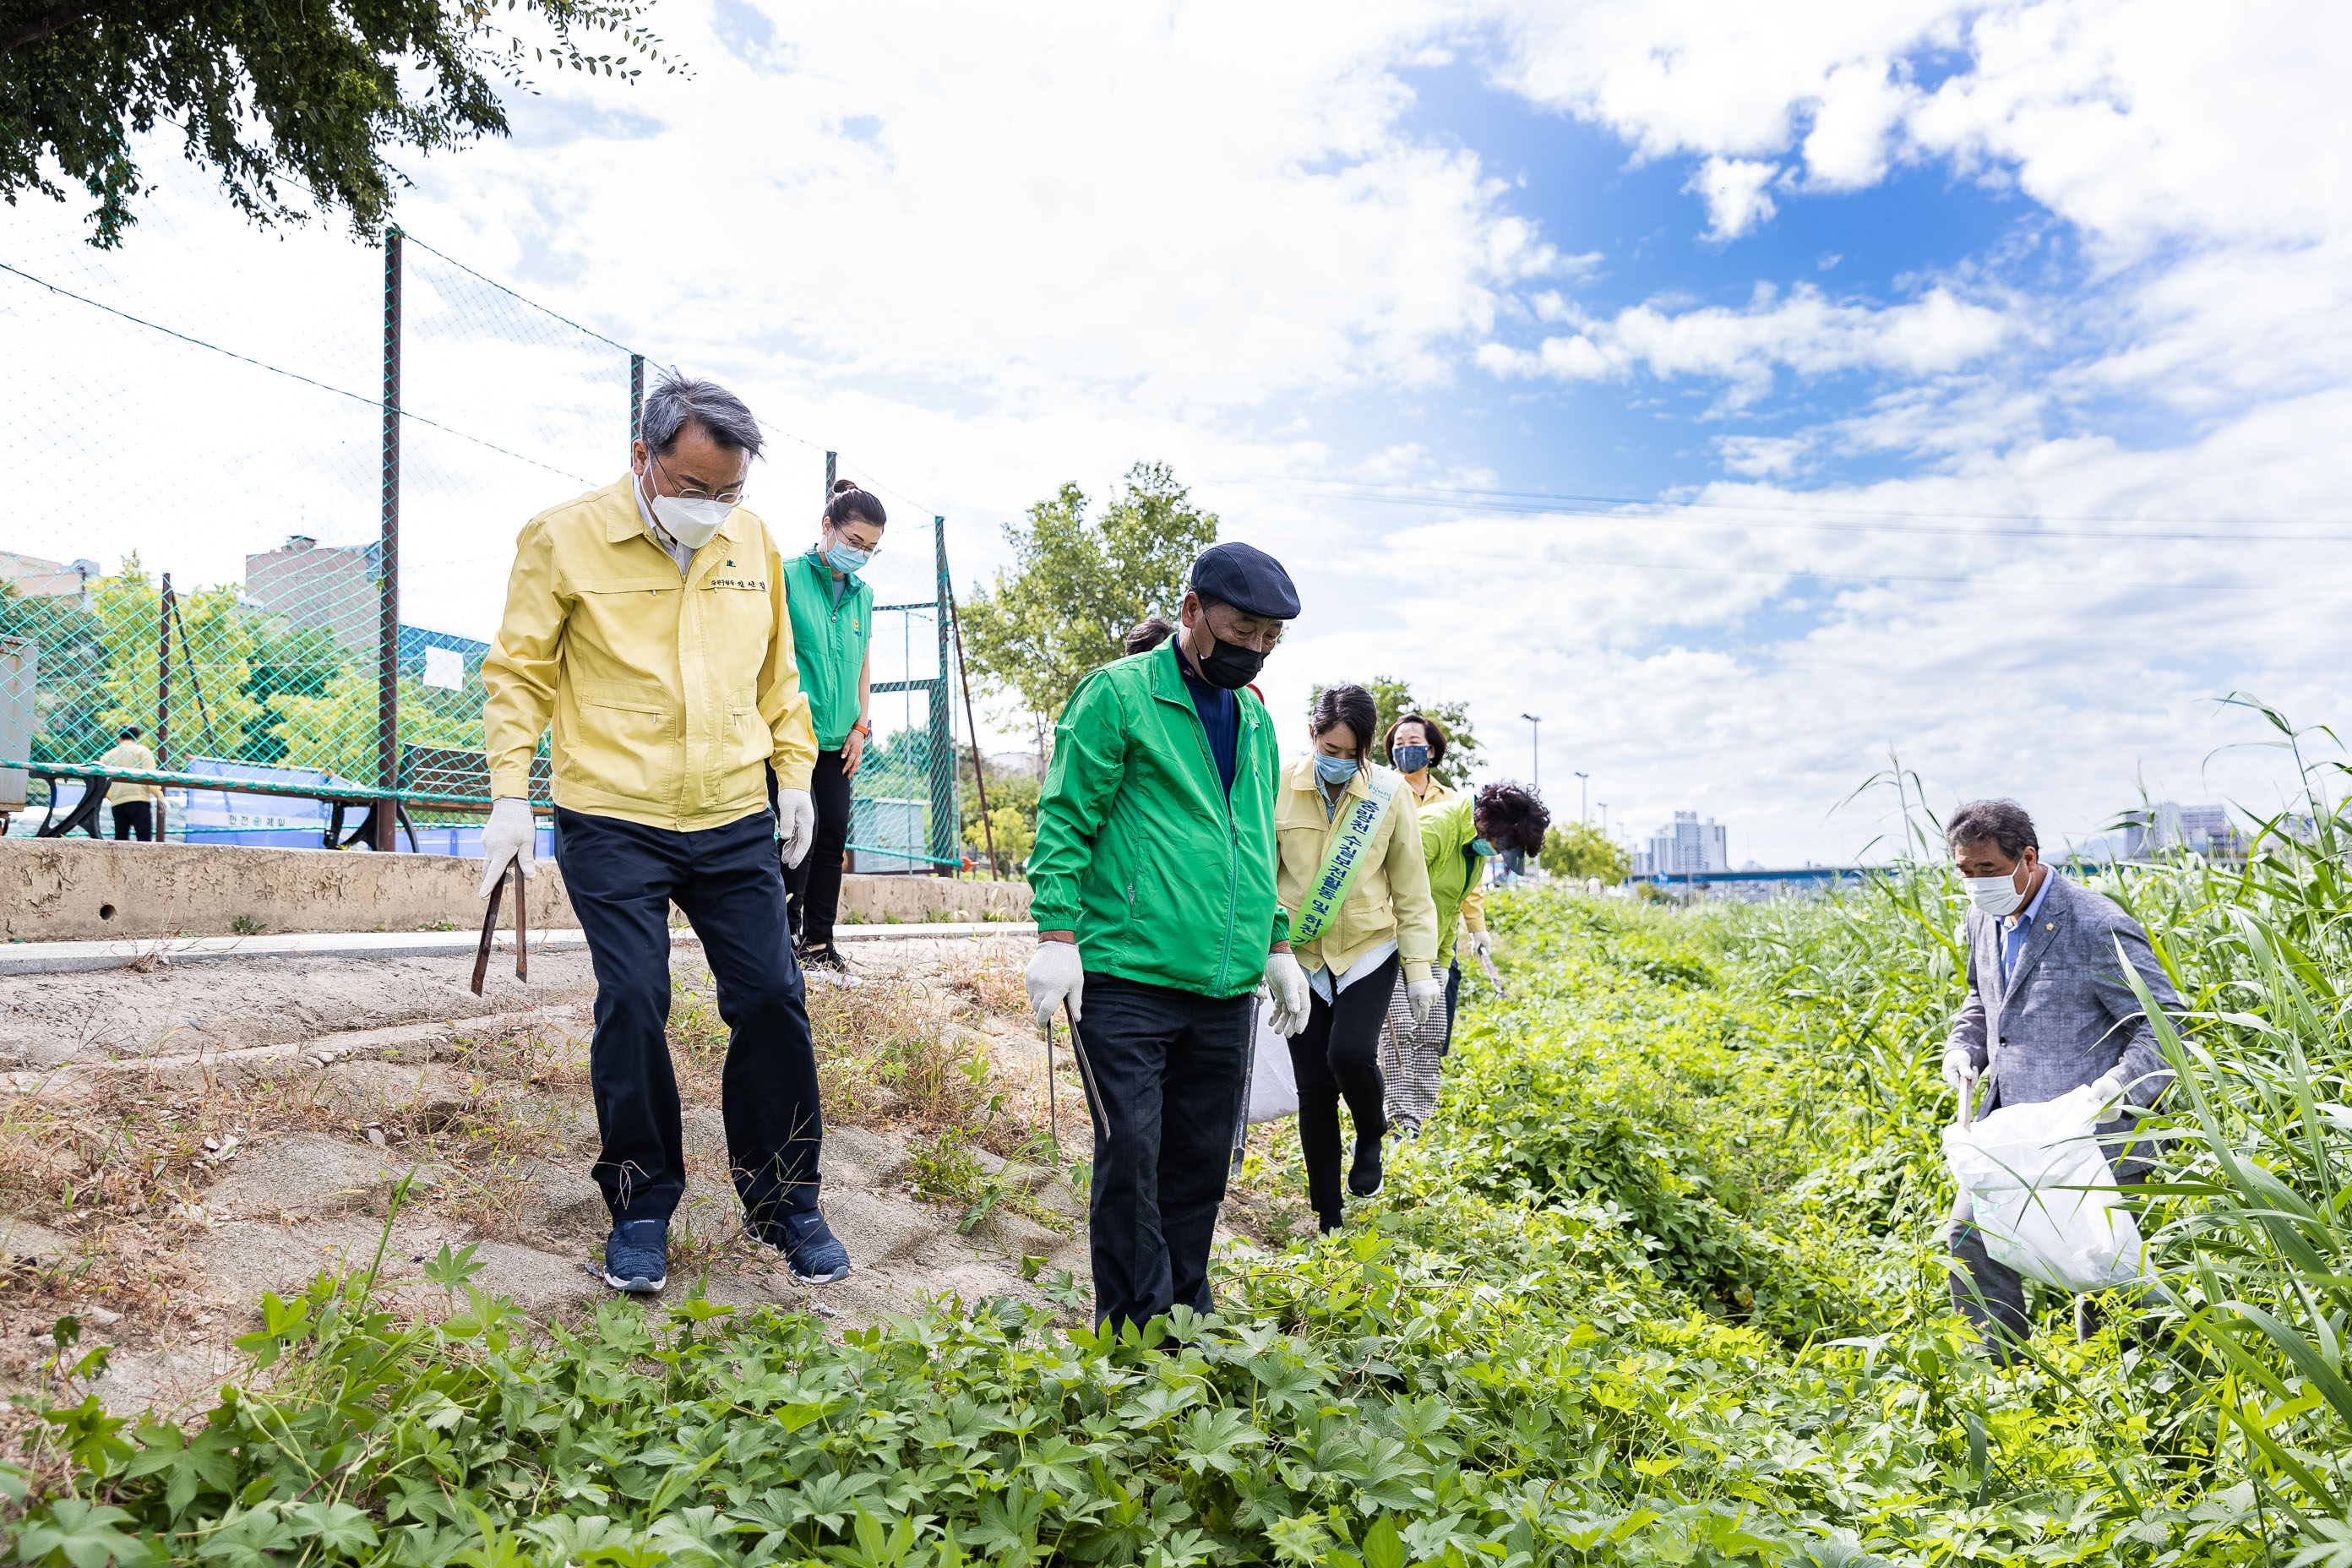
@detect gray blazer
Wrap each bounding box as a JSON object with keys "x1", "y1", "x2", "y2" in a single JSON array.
[{"x1": 1949, "y1": 872, "x2": 2181, "y2": 1177}]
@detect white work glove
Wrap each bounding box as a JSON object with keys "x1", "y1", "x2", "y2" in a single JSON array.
[
  {"x1": 1940, "y1": 1044, "x2": 1977, "y2": 1095},
  {"x1": 776, "y1": 788, "x2": 817, "y2": 868},
  {"x1": 1263, "y1": 951, "x2": 1309, "y2": 1037},
  {"x1": 477, "y1": 798, "x2": 536, "y2": 898},
  {"x1": 1407, "y1": 975, "x2": 1442, "y2": 1028},
  {"x1": 2089, "y1": 1070, "x2": 2127, "y2": 1108},
  {"x1": 1026, "y1": 940, "x2": 1086, "y2": 1029},
  {"x1": 1466, "y1": 929, "x2": 1494, "y2": 960}
]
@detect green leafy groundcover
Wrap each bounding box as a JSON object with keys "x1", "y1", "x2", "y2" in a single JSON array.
[{"x1": 5, "y1": 895, "x2": 2268, "y2": 1566}]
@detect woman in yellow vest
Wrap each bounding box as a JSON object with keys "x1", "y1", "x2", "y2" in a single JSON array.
[
  {"x1": 1274, "y1": 683, "x2": 1438, "y2": 1232},
  {"x1": 781, "y1": 479, "x2": 885, "y2": 973}
]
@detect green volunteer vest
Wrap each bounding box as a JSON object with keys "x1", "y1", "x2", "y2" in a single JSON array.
[{"x1": 782, "y1": 550, "x2": 874, "y2": 751}]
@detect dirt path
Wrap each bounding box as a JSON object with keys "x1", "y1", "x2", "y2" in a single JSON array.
[{"x1": 0, "y1": 934, "x2": 1217, "y2": 1423}]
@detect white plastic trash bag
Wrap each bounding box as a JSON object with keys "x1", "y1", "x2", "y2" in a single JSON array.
[
  {"x1": 1942, "y1": 1084, "x2": 2150, "y2": 1293},
  {"x1": 1245, "y1": 1008, "x2": 1298, "y2": 1124}
]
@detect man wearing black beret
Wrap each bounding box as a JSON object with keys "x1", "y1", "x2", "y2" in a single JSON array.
[{"x1": 1025, "y1": 542, "x2": 1309, "y2": 1336}]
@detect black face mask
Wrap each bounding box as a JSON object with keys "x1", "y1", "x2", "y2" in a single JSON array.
[{"x1": 1188, "y1": 622, "x2": 1267, "y2": 689}]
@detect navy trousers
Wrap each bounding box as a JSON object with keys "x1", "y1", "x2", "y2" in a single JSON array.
[
  {"x1": 1286, "y1": 951, "x2": 1399, "y2": 1231},
  {"x1": 1070, "y1": 973, "x2": 1253, "y2": 1336},
  {"x1": 556, "y1": 806, "x2": 823, "y2": 1227}
]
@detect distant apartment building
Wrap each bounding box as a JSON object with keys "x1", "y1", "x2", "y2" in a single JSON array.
[
  {"x1": 0, "y1": 549, "x2": 101, "y2": 604},
  {"x1": 243, "y1": 535, "x2": 384, "y2": 653},
  {"x1": 1632, "y1": 810, "x2": 1730, "y2": 878},
  {"x1": 2124, "y1": 801, "x2": 2247, "y2": 860}
]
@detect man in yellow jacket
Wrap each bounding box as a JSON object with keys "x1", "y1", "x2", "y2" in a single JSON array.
[{"x1": 480, "y1": 369, "x2": 847, "y2": 1296}]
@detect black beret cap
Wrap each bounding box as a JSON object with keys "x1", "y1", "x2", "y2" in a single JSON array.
[{"x1": 1189, "y1": 541, "x2": 1300, "y2": 620}]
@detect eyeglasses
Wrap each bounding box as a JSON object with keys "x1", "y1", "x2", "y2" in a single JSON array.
[{"x1": 653, "y1": 453, "x2": 746, "y2": 505}]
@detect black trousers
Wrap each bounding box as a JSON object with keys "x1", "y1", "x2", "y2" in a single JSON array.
[
  {"x1": 111, "y1": 802, "x2": 154, "y2": 841},
  {"x1": 1441, "y1": 959, "x2": 1461, "y2": 1054},
  {"x1": 1070, "y1": 973, "x2": 1252, "y2": 1336},
  {"x1": 782, "y1": 749, "x2": 854, "y2": 948},
  {"x1": 1286, "y1": 951, "x2": 1400, "y2": 1229},
  {"x1": 556, "y1": 805, "x2": 823, "y2": 1228}
]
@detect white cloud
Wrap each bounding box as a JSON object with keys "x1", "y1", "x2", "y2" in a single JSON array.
[
  {"x1": 1479, "y1": 283, "x2": 2015, "y2": 406},
  {"x1": 1685, "y1": 156, "x2": 1780, "y2": 242}
]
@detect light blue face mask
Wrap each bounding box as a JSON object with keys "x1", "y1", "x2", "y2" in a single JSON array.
[
  {"x1": 1469, "y1": 836, "x2": 1496, "y2": 857},
  {"x1": 1315, "y1": 753, "x2": 1360, "y2": 785},
  {"x1": 1390, "y1": 743, "x2": 1429, "y2": 774},
  {"x1": 823, "y1": 540, "x2": 873, "y2": 574}
]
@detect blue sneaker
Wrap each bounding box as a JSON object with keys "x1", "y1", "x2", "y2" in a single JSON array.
[
  {"x1": 749, "y1": 1209, "x2": 852, "y2": 1284},
  {"x1": 600, "y1": 1217, "x2": 668, "y2": 1293}
]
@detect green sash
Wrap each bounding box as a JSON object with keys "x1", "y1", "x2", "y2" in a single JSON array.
[{"x1": 1292, "y1": 771, "x2": 1398, "y2": 949}]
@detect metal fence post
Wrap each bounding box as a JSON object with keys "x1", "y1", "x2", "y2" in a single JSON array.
[
  {"x1": 629, "y1": 353, "x2": 644, "y2": 444},
  {"x1": 824, "y1": 450, "x2": 836, "y2": 498},
  {"x1": 928, "y1": 515, "x2": 955, "y2": 874},
  {"x1": 155, "y1": 571, "x2": 173, "y2": 768},
  {"x1": 375, "y1": 226, "x2": 403, "y2": 851}
]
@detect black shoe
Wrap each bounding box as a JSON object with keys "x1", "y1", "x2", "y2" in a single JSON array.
[
  {"x1": 748, "y1": 1209, "x2": 852, "y2": 1284},
  {"x1": 599, "y1": 1217, "x2": 667, "y2": 1293},
  {"x1": 1348, "y1": 1136, "x2": 1384, "y2": 1199},
  {"x1": 797, "y1": 943, "x2": 861, "y2": 986}
]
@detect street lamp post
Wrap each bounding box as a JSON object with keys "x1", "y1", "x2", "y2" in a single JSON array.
[
  {"x1": 1521, "y1": 712, "x2": 1541, "y2": 793},
  {"x1": 1598, "y1": 803, "x2": 1609, "y2": 836},
  {"x1": 1574, "y1": 770, "x2": 1589, "y2": 825}
]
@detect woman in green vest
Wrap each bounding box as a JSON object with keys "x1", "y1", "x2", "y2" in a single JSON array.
[
  {"x1": 781, "y1": 479, "x2": 885, "y2": 972},
  {"x1": 1379, "y1": 710, "x2": 1551, "y2": 1132}
]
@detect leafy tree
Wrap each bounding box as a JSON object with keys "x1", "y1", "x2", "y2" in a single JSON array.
[
  {"x1": 1305, "y1": 675, "x2": 1483, "y2": 789},
  {"x1": 2, "y1": 0, "x2": 674, "y2": 247},
  {"x1": 1541, "y1": 821, "x2": 1631, "y2": 885},
  {"x1": 961, "y1": 462, "x2": 1216, "y2": 729}
]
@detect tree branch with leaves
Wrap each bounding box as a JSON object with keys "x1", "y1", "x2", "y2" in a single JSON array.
[
  {"x1": 960, "y1": 461, "x2": 1217, "y2": 736},
  {"x1": 1, "y1": 0, "x2": 678, "y2": 246}
]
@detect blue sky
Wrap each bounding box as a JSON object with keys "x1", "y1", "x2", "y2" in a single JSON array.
[{"x1": 7, "y1": 0, "x2": 2349, "y2": 863}]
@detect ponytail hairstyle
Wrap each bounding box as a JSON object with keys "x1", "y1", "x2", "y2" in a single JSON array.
[
  {"x1": 1309, "y1": 683, "x2": 1380, "y2": 761},
  {"x1": 824, "y1": 477, "x2": 887, "y2": 530}
]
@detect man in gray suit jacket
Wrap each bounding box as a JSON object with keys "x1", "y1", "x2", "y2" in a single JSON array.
[{"x1": 1940, "y1": 798, "x2": 2180, "y2": 1357}]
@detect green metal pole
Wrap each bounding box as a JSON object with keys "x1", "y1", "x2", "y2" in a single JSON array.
[
  {"x1": 629, "y1": 353, "x2": 644, "y2": 444},
  {"x1": 375, "y1": 226, "x2": 402, "y2": 851},
  {"x1": 928, "y1": 515, "x2": 954, "y2": 874},
  {"x1": 824, "y1": 450, "x2": 836, "y2": 501}
]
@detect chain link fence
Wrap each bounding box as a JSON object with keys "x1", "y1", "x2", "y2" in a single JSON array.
[{"x1": 0, "y1": 176, "x2": 964, "y2": 869}]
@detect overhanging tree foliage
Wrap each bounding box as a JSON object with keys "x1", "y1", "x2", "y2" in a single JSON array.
[
  {"x1": 960, "y1": 460, "x2": 1216, "y2": 730},
  {"x1": 1, "y1": 0, "x2": 674, "y2": 246}
]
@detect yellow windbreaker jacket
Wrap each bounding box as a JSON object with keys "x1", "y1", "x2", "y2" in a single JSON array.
[
  {"x1": 1274, "y1": 757, "x2": 1440, "y2": 985},
  {"x1": 482, "y1": 476, "x2": 818, "y2": 831}
]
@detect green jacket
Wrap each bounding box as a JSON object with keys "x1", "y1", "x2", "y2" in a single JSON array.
[
  {"x1": 781, "y1": 550, "x2": 873, "y2": 750},
  {"x1": 1418, "y1": 788, "x2": 1487, "y2": 966},
  {"x1": 1028, "y1": 640, "x2": 1288, "y2": 998}
]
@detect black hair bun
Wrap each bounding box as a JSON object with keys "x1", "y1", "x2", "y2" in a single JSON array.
[{"x1": 830, "y1": 477, "x2": 860, "y2": 495}]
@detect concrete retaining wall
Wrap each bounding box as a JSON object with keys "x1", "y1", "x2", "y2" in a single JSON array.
[{"x1": 0, "y1": 838, "x2": 1029, "y2": 940}]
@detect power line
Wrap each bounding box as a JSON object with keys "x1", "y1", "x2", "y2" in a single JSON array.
[
  {"x1": 0, "y1": 259, "x2": 595, "y2": 486},
  {"x1": 396, "y1": 231, "x2": 636, "y2": 359}
]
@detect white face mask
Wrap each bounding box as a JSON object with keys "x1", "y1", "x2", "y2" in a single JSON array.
[
  {"x1": 651, "y1": 489, "x2": 732, "y2": 551},
  {"x1": 639, "y1": 466, "x2": 736, "y2": 551},
  {"x1": 1962, "y1": 870, "x2": 2027, "y2": 917}
]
